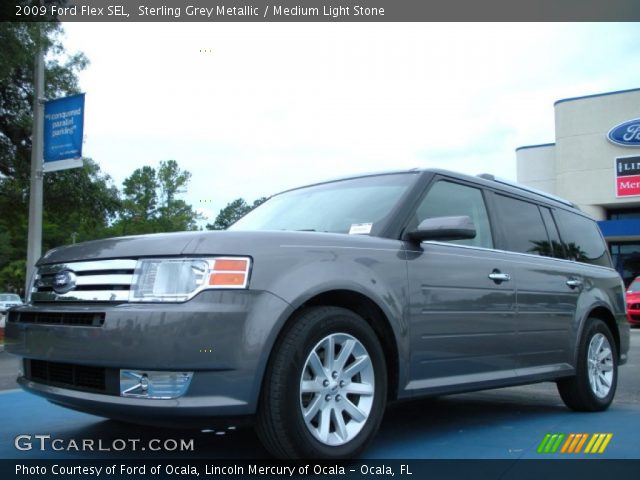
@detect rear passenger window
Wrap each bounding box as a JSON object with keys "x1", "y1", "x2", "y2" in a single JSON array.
[
  {"x1": 494, "y1": 195, "x2": 551, "y2": 256},
  {"x1": 554, "y1": 209, "x2": 611, "y2": 267},
  {"x1": 416, "y1": 181, "x2": 493, "y2": 248}
]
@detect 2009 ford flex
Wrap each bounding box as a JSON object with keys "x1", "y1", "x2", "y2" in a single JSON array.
[{"x1": 6, "y1": 169, "x2": 630, "y2": 458}]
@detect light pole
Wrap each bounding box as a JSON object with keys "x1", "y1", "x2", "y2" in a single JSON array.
[{"x1": 25, "y1": 23, "x2": 45, "y2": 296}]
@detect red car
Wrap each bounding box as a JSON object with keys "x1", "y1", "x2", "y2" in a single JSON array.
[{"x1": 626, "y1": 277, "x2": 640, "y2": 326}]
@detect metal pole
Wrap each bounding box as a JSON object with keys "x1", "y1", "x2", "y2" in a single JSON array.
[{"x1": 25, "y1": 23, "x2": 45, "y2": 298}]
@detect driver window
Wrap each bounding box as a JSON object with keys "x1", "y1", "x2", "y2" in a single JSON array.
[{"x1": 415, "y1": 181, "x2": 493, "y2": 248}]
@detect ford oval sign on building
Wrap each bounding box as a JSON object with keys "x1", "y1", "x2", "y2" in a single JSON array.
[{"x1": 608, "y1": 118, "x2": 640, "y2": 147}]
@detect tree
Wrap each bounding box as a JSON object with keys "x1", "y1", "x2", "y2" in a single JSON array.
[
  {"x1": 118, "y1": 165, "x2": 158, "y2": 234},
  {"x1": 155, "y1": 160, "x2": 199, "y2": 231},
  {"x1": 207, "y1": 197, "x2": 267, "y2": 230},
  {"x1": 109, "y1": 160, "x2": 201, "y2": 236},
  {"x1": 42, "y1": 159, "x2": 121, "y2": 245}
]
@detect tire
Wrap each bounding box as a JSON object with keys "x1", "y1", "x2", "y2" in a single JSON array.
[
  {"x1": 255, "y1": 306, "x2": 387, "y2": 459},
  {"x1": 557, "y1": 318, "x2": 618, "y2": 412}
]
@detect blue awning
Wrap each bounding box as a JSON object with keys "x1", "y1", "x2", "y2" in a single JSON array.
[{"x1": 597, "y1": 219, "x2": 640, "y2": 238}]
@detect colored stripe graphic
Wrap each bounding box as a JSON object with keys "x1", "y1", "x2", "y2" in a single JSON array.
[
  {"x1": 537, "y1": 433, "x2": 565, "y2": 453},
  {"x1": 562, "y1": 433, "x2": 588, "y2": 453},
  {"x1": 585, "y1": 433, "x2": 614, "y2": 454},
  {"x1": 539, "y1": 433, "x2": 613, "y2": 454},
  {"x1": 537, "y1": 434, "x2": 552, "y2": 453}
]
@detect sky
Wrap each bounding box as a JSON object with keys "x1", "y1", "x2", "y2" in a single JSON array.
[{"x1": 59, "y1": 22, "x2": 640, "y2": 224}]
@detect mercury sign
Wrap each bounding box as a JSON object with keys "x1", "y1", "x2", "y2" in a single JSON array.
[
  {"x1": 43, "y1": 93, "x2": 85, "y2": 172},
  {"x1": 615, "y1": 156, "x2": 640, "y2": 197},
  {"x1": 608, "y1": 118, "x2": 640, "y2": 147}
]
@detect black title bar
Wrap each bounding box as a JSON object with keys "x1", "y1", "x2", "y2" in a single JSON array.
[{"x1": 4, "y1": 0, "x2": 640, "y2": 22}]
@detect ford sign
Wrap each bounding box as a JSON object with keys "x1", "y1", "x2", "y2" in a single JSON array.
[{"x1": 608, "y1": 118, "x2": 640, "y2": 147}]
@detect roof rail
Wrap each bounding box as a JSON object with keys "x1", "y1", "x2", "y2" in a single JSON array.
[{"x1": 477, "y1": 173, "x2": 576, "y2": 208}]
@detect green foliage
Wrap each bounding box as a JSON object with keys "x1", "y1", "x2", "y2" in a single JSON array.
[
  {"x1": 206, "y1": 197, "x2": 267, "y2": 230},
  {"x1": 109, "y1": 160, "x2": 202, "y2": 236},
  {"x1": 43, "y1": 159, "x2": 121, "y2": 245},
  {"x1": 0, "y1": 259, "x2": 26, "y2": 294}
]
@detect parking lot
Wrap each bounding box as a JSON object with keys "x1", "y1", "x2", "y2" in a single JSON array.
[{"x1": 0, "y1": 329, "x2": 638, "y2": 460}]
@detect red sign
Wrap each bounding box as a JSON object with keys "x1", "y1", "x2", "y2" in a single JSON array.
[{"x1": 617, "y1": 174, "x2": 640, "y2": 197}]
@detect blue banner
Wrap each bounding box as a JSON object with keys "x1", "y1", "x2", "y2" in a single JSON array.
[{"x1": 43, "y1": 94, "x2": 85, "y2": 170}]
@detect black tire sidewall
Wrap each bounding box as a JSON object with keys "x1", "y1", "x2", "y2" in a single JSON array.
[{"x1": 276, "y1": 307, "x2": 387, "y2": 459}]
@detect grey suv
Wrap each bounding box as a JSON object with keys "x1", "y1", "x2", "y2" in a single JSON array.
[{"x1": 6, "y1": 169, "x2": 630, "y2": 459}]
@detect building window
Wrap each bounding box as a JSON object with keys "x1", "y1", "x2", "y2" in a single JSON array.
[
  {"x1": 607, "y1": 208, "x2": 640, "y2": 220},
  {"x1": 610, "y1": 242, "x2": 640, "y2": 287}
]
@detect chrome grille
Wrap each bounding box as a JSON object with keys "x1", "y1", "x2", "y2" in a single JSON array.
[{"x1": 32, "y1": 259, "x2": 136, "y2": 302}]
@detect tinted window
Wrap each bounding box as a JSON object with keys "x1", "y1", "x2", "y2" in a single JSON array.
[
  {"x1": 494, "y1": 195, "x2": 550, "y2": 256},
  {"x1": 415, "y1": 181, "x2": 493, "y2": 248},
  {"x1": 554, "y1": 209, "x2": 611, "y2": 268},
  {"x1": 540, "y1": 207, "x2": 566, "y2": 258}
]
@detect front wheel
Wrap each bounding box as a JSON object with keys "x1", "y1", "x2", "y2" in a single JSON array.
[
  {"x1": 256, "y1": 306, "x2": 387, "y2": 459},
  {"x1": 557, "y1": 318, "x2": 618, "y2": 411}
]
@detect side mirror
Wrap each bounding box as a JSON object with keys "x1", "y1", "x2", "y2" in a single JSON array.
[{"x1": 407, "y1": 215, "x2": 476, "y2": 242}]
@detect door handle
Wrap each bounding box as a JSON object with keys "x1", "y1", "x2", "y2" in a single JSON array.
[
  {"x1": 566, "y1": 278, "x2": 583, "y2": 289},
  {"x1": 488, "y1": 270, "x2": 511, "y2": 283}
]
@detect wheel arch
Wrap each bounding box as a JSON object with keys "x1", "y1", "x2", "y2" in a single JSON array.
[{"x1": 265, "y1": 289, "x2": 401, "y2": 402}]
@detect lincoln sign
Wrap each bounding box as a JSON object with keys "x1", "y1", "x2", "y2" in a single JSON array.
[{"x1": 616, "y1": 156, "x2": 640, "y2": 197}]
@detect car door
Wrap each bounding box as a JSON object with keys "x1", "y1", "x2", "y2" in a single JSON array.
[
  {"x1": 404, "y1": 179, "x2": 518, "y2": 394},
  {"x1": 490, "y1": 194, "x2": 579, "y2": 373}
]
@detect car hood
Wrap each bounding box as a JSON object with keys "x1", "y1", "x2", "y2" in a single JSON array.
[
  {"x1": 37, "y1": 230, "x2": 396, "y2": 265},
  {"x1": 625, "y1": 291, "x2": 640, "y2": 301}
]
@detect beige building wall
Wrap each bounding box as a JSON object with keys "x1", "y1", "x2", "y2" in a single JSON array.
[
  {"x1": 516, "y1": 89, "x2": 640, "y2": 220},
  {"x1": 516, "y1": 143, "x2": 556, "y2": 195}
]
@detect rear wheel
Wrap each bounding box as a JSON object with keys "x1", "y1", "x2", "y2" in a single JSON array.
[
  {"x1": 256, "y1": 306, "x2": 387, "y2": 459},
  {"x1": 557, "y1": 318, "x2": 618, "y2": 411}
]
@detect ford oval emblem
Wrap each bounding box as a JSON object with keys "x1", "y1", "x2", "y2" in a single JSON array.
[
  {"x1": 52, "y1": 270, "x2": 77, "y2": 294},
  {"x1": 608, "y1": 118, "x2": 640, "y2": 147}
]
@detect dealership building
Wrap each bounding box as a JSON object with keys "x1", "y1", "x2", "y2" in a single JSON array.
[{"x1": 516, "y1": 87, "x2": 640, "y2": 285}]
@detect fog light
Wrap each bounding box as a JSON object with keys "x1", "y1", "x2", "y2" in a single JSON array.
[{"x1": 120, "y1": 370, "x2": 193, "y2": 399}]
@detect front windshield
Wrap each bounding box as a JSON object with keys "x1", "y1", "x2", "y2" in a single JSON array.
[
  {"x1": 229, "y1": 173, "x2": 417, "y2": 234},
  {"x1": 0, "y1": 294, "x2": 20, "y2": 302}
]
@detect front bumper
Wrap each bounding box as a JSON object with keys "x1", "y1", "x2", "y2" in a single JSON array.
[
  {"x1": 627, "y1": 308, "x2": 640, "y2": 325},
  {"x1": 5, "y1": 290, "x2": 293, "y2": 423}
]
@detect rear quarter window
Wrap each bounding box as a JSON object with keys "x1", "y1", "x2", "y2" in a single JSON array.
[{"x1": 554, "y1": 209, "x2": 611, "y2": 268}]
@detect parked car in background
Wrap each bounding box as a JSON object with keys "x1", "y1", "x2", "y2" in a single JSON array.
[
  {"x1": 0, "y1": 293, "x2": 23, "y2": 338},
  {"x1": 5, "y1": 169, "x2": 631, "y2": 459},
  {"x1": 0, "y1": 293, "x2": 22, "y2": 313},
  {"x1": 625, "y1": 277, "x2": 640, "y2": 326}
]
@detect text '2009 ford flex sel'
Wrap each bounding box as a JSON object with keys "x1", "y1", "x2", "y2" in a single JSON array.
[{"x1": 6, "y1": 169, "x2": 630, "y2": 459}]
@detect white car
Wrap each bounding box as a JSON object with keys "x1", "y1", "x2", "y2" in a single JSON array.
[
  {"x1": 0, "y1": 294, "x2": 23, "y2": 329},
  {"x1": 0, "y1": 293, "x2": 22, "y2": 312}
]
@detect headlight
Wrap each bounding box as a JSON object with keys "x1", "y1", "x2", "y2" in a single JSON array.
[
  {"x1": 26, "y1": 269, "x2": 38, "y2": 304},
  {"x1": 129, "y1": 257, "x2": 251, "y2": 302}
]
